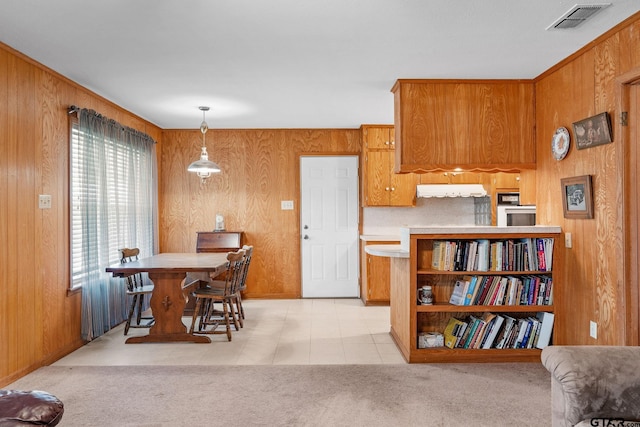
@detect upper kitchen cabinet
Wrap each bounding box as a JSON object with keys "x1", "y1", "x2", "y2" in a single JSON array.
[
  {"x1": 363, "y1": 125, "x2": 396, "y2": 150},
  {"x1": 391, "y1": 80, "x2": 536, "y2": 173},
  {"x1": 361, "y1": 125, "x2": 417, "y2": 207}
]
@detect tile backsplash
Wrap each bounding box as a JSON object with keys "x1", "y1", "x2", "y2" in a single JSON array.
[{"x1": 362, "y1": 197, "x2": 477, "y2": 236}]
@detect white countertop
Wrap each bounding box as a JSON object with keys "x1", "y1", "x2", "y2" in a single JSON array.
[
  {"x1": 402, "y1": 225, "x2": 561, "y2": 234},
  {"x1": 364, "y1": 244, "x2": 409, "y2": 258},
  {"x1": 360, "y1": 235, "x2": 400, "y2": 242}
]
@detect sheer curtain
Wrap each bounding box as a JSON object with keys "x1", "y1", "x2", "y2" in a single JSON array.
[{"x1": 71, "y1": 107, "x2": 158, "y2": 341}]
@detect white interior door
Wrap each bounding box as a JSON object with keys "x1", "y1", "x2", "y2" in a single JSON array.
[{"x1": 300, "y1": 155, "x2": 359, "y2": 298}]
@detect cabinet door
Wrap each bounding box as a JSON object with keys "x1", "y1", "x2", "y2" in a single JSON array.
[
  {"x1": 392, "y1": 80, "x2": 536, "y2": 172},
  {"x1": 363, "y1": 126, "x2": 394, "y2": 150},
  {"x1": 364, "y1": 150, "x2": 391, "y2": 206},
  {"x1": 390, "y1": 157, "x2": 418, "y2": 206},
  {"x1": 365, "y1": 150, "x2": 417, "y2": 206},
  {"x1": 366, "y1": 253, "x2": 391, "y2": 302},
  {"x1": 493, "y1": 172, "x2": 520, "y2": 190}
]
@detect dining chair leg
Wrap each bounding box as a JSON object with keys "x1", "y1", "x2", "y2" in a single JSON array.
[
  {"x1": 136, "y1": 294, "x2": 145, "y2": 325},
  {"x1": 189, "y1": 298, "x2": 203, "y2": 334},
  {"x1": 229, "y1": 298, "x2": 241, "y2": 331},
  {"x1": 237, "y1": 294, "x2": 245, "y2": 320},
  {"x1": 222, "y1": 301, "x2": 232, "y2": 341},
  {"x1": 125, "y1": 294, "x2": 138, "y2": 335}
]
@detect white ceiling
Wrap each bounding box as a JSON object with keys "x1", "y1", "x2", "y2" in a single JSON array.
[{"x1": 1, "y1": 1, "x2": 639, "y2": 129}]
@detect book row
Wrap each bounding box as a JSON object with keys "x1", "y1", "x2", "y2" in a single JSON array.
[
  {"x1": 448, "y1": 274, "x2": 553, "y2": 306},
  {"x1": 442, "y1": 312, "x2": 554, "y2": 350},
  {"x1": 431, "y1": 238, "x2": 554, "y2": 272}
]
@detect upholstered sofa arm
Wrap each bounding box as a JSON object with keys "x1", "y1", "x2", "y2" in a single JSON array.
[{"x1": 541, "y1": 346, "x2": 640, "y2": 427}]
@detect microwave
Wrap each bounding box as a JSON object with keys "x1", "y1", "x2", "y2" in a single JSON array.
[{"x1": 496, "y1": 205, "x2": 536, "y2": 227}]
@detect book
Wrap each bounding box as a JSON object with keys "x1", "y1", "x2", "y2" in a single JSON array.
[
  {"x1": 481, "y1": 314, "x2": 505, "y2": 349},
  {"x1": 536, "y1": 238, "x2": 547, "y2": 271},
  {"x1": 523, "y1": 238, "x2": 537, "y2": 271},
  {"x1": 463, "y1": 275, "x2": 478, "y2": 305},
  {"x1": 475, "y1": 276, "x2": 494, "y2": 305},
  {"x1": 454, "y1": 321, "x2": 469, "y2": 348},
  {"x1": 518, "y1": 318, "x2": 534, "y2": 348},
  {"x1": 482, "y1": 276, "x2": 500, "y2": 305},
  {"x1": 443, "y1": 317, "x2": 466, "y2": 348},
  {"x1": 465, "y1": 241, "x2": 478, "y2": 271},
  {"x1": 491, "y1": 276, "x2": 509, "y2": 305},
  {"x1": 513, "y1": 318, "x2": 531, "y2": 348},
  {"x1": 544, "y1": 238, "x2": 554, "y2": 270},
  {"x1": 449, "y1": 280, "x2": 466, "y2": 305},
  {"x1": 456, "y1": 317, "x2": 474, "y2": 348},
  {"x1": 535, "y1": 311, "x2": 555, "y2": 349},
  {"x1": 471, "y1": 312, "x2": 496, "y2": 348},
  {"x1": 462, "y1": 316, "x2": 482, "y2": 348},
  {"x1": 494, "y1": 315, "x2": 516, "y2": 349},
  {"x1": 476, "y1": 239, "x2": 490, "y2": 271},
  {"x1": 526, "y1": 317, "x2": 541, "y2": 349},
  {"x1": 431, "y1": 241, "x2": 443, "y2": 270}
]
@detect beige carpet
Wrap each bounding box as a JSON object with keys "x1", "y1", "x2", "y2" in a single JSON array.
[{"x1": 7, "y1": 363, "x2": 551, "y2": 426}]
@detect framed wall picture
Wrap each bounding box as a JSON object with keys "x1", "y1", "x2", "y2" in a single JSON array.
[
  {"x1": 561, "y1": 175, "x2": 594, "y2": 219},
  {"x1": 572, "y1": 112, "x2": 613, "y2": 150}
]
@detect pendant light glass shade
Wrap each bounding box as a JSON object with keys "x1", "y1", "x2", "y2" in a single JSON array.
[{"x1": 188, "y1": 106, "x2": 220, "y2": 182}]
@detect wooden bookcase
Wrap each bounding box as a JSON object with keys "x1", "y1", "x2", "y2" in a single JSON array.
[{"x1": 390, "y1": 228, "x2": 561, "y2": 363}]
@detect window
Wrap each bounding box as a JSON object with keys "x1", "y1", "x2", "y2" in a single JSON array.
[{"x1": 69, "y1": 109, "x2": 157, "y2": 289}]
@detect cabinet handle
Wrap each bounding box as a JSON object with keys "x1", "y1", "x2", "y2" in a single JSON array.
[
  {"x1": 391, "y1": 187, "x2": 396, "y2": 191},
  {"x1": 385, "y1": 187, "x2": 390, "y2": 191},
  {"x1": 385, "y1": 141, "x2": 390, "y2": 145}
]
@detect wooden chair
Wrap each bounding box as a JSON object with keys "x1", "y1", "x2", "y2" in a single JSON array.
[
  {"x1": 189, "y1": 249, "x2": 245, "y2": 341},
  {"x1": 120, "y1": 248, "x2": 155, "y2": 335},
  {"x1": 235, "y1": 245, "x2": 253, "y2": 320}
]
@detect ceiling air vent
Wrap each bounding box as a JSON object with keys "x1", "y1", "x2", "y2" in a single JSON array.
[{"x1": 546, "y1": 3, "x2": 611, "y2": 30}]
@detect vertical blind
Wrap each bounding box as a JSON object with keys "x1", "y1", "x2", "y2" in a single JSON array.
[{"x1": 70, "y1": 107, "x2": 158, "y2": 340}]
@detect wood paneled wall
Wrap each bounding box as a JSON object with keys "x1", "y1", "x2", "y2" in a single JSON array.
[
  {"x1": 2, "y1": 11, "x2": 640, "y2": 387},
  {"x1": 534, "y1": 14, "x2": 640, "y2": 345},
  {"x1": 0, "y1": 43, "x2": 162, "y2": 387},
  {"x1": 159, "y1": 129, "x2": 361, "y2": 298}
]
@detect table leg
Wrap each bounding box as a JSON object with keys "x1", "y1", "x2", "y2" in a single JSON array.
[{"x1": 125, "y1": 271, "x2": 210, "y2": 343}]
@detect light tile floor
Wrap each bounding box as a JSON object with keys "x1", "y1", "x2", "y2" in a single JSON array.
[{"x1": 53, "y1": 299, "x2": 406, "y2": 366}]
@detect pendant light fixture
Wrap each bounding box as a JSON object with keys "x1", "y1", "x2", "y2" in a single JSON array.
[{"x1": 187, "y1": 106, "x2": 221, "y2": 182}]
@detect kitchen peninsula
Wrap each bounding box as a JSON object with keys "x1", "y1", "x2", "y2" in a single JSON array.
[{"x1": 368, "y1": 225, "x2": 562, "y2": 363}]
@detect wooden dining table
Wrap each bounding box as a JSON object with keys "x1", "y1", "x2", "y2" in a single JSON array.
[{"x1": 106, "y1": 252, "x2": 229, "y2": 344}]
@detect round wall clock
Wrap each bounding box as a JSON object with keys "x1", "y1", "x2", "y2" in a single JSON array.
[{"x1": 551, "y1": 127, "x2": 570, "y2": 161}]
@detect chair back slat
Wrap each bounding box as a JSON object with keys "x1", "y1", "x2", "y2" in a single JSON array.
[
  {"x1": 222, "y1": 249, "x2": 245, "y2": 296},
  {"x1": 238, "y1": 245, "x2": 253, "y2": 291},
  {"x1": 119, "y1": 247, "x2": 143, "y2": 291}
]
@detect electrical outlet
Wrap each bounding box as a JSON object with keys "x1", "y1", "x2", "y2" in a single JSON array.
[
  {"x1": 590, "y1": 321, "x2": 597, "y2": 339},
  {"x1": 565, "y1": 232, "x2": 572, "y2": 248},
  {"x1": 39, "y1": 194, "x2": 52, "y2": 209},
  {"x1": 281, "y1": 200, "x2": 294, "y2": 210}
]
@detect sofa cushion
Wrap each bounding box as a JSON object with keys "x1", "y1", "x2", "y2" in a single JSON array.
[{"x1": 0, "y1": 390, "x2": 64, "y2": 426}]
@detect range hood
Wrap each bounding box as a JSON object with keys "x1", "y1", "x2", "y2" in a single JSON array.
[{"x1": 416, "y1": 184, "x2": 487, "y2": 198}]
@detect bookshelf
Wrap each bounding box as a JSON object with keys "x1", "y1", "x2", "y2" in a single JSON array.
[{"x1": 389, "y1": 226, "x2": 561, "y2": 363}]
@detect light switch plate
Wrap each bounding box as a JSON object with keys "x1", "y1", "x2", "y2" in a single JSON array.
[
  {"x1": 281, "y1": 200, "x2": 294, "y2": 210},
  {"x1": 39, "y1": 194, "x2": 52, "y2": 209}
]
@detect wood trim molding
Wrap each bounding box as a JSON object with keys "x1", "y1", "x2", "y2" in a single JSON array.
[{"x1": 616, "y1": 67, "x2": 640, "y2": 345}]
